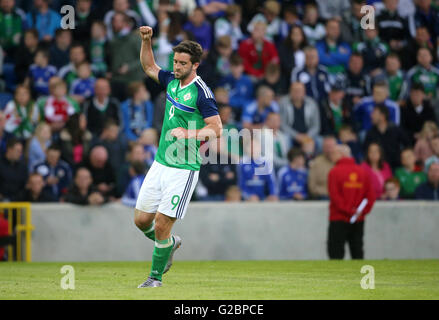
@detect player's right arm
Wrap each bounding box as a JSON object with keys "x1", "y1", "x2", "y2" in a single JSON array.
[{"x1": 139, "y1": 26, "x2": 161, "y2": 83}]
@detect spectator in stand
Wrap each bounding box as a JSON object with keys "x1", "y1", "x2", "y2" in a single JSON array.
[
  {"x1": 238, "y1": 20, "x2": 279, "y2": 81},
  {"x1": 0, "y1": 138, "x2": 27, "y2": 201},
  {"x1": 260, "y1": 112, "x2": 290, "y2": 172},
  {"x1": 89, "y1": 20, "x2": 108, "y2": 76},
  {"x1": 80, "y1": 145, "x2": 117, "y2": 199},
  {"x1": 364, "y1": 104, "x2": 410, "y2": 169},
  {"x1": 224, "y1": 185, "x2": 241, "y2": 202},
  {"x1": 0, "y1": 111, "x2": 13, "y2": 155},
  {"x1": 83, "y1": 78, "x2": 120, "y2": 137},
  {"x1": 319, "y1": 82, "x2": 352, "y2": 137},
  {"x1": 91, "y1": 119, "x2": 128, "y2": 172},
  {"x1": 214, "y1": 4, "x2": 244, "y2": 51},
  {"x1": 376, "y1": 0, "x2": 413, "y2": 70},
  {"x1": 14, "y1": 28, "x2": 39, "y2": 83},
  {"x1": 73, "y1": 0, "x2": 100, "y2": 44},
  {"x1": 63, "y1": 166, "x2": 107, "y2": 205},
  {"x1": 199, "y1": 137, "x2": 237, "y2": 201},
  {"x1": 255, "y1": 62, "x2": 282, "y2": 96},
  {"x1": 238, "y1": 137, "x2": 278, "y2": 202},
  {"x1": 183, "y1": 7, "x2": 212, "y2": 53},
  {"x1": 327, "y1": 144, "x2": 376, "y2": 260},
  {"x1": 315, "y1": 18, "x2": 351, "y2": 76},
  {"x1": 25, "y1": 48, "x2": 57, "y2": 97},
  {"x1": 26, "y1": 0, "x2": 61, "y2": 42},
  {"x1": 121, "y1": 81, "x2": 154, "y2": 141},
  {"x1": 413, "y1": 0, "x2": 439, "y2": 46},
  {"x1": 379, "y1": 53, "x2": 405, "y2": 104},
  {"x1": 291, "y1": 46, "x2": 331, "y2": 106},
  {"x1": 395, "y1": 147, "x2": 427, "y2": 199},
  {"x1": 33, "y1": 144, "x2": 72, "y2": 200},
  {"x1": 405, "y1": 25, "x2": 436, "y2": 70},
  {"x1": 58, "y1": 43, "x2": 90, "y2": 88},
  {"x1": 414, "y1": 122, "x2": 439, "y2": 164},
  {"x1": 308, "y1": 135, "x2": 337, "y2": 200},
  {"x1": 316, "y1": 0, "x2": 351, "y2": 22},
  {"x1": 3, "y1": 85, "x2": 39, "y2": 140},
  {"x1": 107, "y1": 12, "x2": 144, "y2": 101},
  {"x1": 121, "y1": 160, "x2": 147, "y2": 207},
  {"x1": 279, "y1": 82, "x2": 321, "y2": 149},
  {"x1": 0, "y1": 0, "x2": 26, "y2": 58},
  {"x1": 13, "y1": 172, "x2": 55, "y2": 202},
  {"x1": 37, "y1": 77, "x2": 80, "y2": 134},
  {"x1": 339, "y1": 0, "x2": 366, "y2": 44},
  {"x1": 103, "y1": 0, "x2": 145, "y2": 41},
  {"x1": 361, "y1": 142, "x2": 393, "y2": 199},
  {"x1": 69, "y1": 62, "x2": 96, "y2": 104},
  {"x1": 218, "y1": 54, "x2": 254, "y2": 117},
  {"x1": 381, "y1": 177, "x2": 401, "y2": 200},
  {"x1": 116, "y1": 142, "x2": 146, "y2": 197},
  {"x1": 353, "y1": 81, "x2": 400, "y2": 138},
  {"x1": 241, "y1": 85, "x2": 279, "y2": 131},
  {"x1": 278, "y1": 25, "x2": 307, "y2": 94},
  {"x1": 49, "y1": 29, "x2": 72, "y2": 70},
  {"x1": 415, "y1": 161, "x2": 439, "y2": 200},
  {"x1": 344, "y1": 53, "x2": 371, "y2": 111},
  {"x1": 59, "y1": 113, "x2": 92, "y2": 167},
  {"x1": 339, "y1": 124, "x2": 363, "y2": 163},
  {"x1": 138, "y1": 128, "x2": 158, "y2": 168},
  {"x1": 278, "y1": 148, "x2": 308, "y2": 201},
  {"x1": 27, "y1": 122, "x2": 51, "y2": 172},
  {"x1": 401, "y1": 83, "x2": 437, "y2": 144},
  {"x1": 247, "y1": 0, "x2": 282, "y2": 44},
  {"x1": 424, "y1": 135, "x2": 439, "y2": 173},
  {"x1": 279, "y1": 5, "x2": 301, "y2": 41},
  {"x1": 353, "y1": 23, "x2": 389, "y2": 75},
  {"x1": 302, "y1": 2, "x2": 326, "y2": 46},
  {"x1": 402, "y1": 47, "x2": 439, "y2": 100}
]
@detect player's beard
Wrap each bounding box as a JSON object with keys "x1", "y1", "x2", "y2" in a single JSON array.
[{"x1": 174, "y1": 67, "x2": 192, "y2": 81}]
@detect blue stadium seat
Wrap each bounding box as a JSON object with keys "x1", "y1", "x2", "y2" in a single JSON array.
[{"x1": 2, "y1": 63, "x2": 17, "y2": 93}]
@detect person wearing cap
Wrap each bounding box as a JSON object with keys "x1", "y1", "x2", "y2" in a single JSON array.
[
  {"x1": 327, "y1": 144, "x2": 376, "y2": 260},
  {"x1": 415, "y1": 161, "x2": 439, "y2": 200},
  {"x1": 247, "y1": 1, "x2": 282, "y2": 43}
]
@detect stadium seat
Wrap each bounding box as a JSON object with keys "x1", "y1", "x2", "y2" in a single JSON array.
[{"x1": 0, "y1": 92, "x2": 13, "y2": 110}]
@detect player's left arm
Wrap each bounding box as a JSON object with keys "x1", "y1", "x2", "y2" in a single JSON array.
[{"x1": 171, "y1": 114, "x2": 223, "y2": 141}]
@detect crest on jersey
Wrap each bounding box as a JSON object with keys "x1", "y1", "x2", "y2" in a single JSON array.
[{"x1": 183, "y1": 93, "x2": 191, "y2": 101}]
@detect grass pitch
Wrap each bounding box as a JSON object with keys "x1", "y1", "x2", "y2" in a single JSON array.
[{"x1": 0, "y1": 260, "x2": 438, "y2": 300}]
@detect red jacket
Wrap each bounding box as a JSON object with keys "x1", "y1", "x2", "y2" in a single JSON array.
[
  {"x1": 238, "y1": 38, "x2": 279, "y2": 78},
  {"x1": 328, "y1": 157, "x2": 376, "y2": 222}
]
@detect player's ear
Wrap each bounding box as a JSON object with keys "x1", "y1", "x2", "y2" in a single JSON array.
[{"x1": 192, "y1": 62, "x2": 200, "y2": 71}]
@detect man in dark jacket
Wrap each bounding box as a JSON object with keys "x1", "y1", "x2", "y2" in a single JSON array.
[
  {"x1": 415, "y1": 162, "x2": 439, "y2": 200},
  {"x1": 327, "y1": 144, "x2": 376, "y2": 260},
  {"x1": 364, "y1": 104, "x2": 411, "y2": 169},
  {"x1": 14, "y1": 173, "x2": 56, "y2": 202},
  {"x1": 0, "y1": 138, "x2": 27, "y2": 201}
]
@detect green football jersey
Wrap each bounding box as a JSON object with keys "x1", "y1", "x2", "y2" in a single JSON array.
[
  {"x1": 155, "y1": 70, "x2": 219, "y2": 171},
  {"x1": 405, "y1": 65, "x2": 439, "y2": 98}
]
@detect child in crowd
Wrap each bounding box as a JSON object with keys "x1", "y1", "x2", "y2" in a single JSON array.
[
  {"x1": 89, "y1": 21, "x2": 108, "y2": 76},
  {"x1": 381, "y1": 177, "x2": 401, "y2": 200},
  {"x1": 3, "y1": 85, "x2": 39, "y2": 140},
  {"x1": 278, "y1": 148, "x2": 308, "y2": 200},
  {"x1": 395, "y1": 148, "x2": 427, "y2": 199},
  {"x1": 122, "y1": 161, "x2": 147, "y2": 207},
  {"x1": 26, "y1": 48, "x2": 57, "y2": 98},
  {"x1": 70, "y1": 62, "x2": 96, "y2": 103}
]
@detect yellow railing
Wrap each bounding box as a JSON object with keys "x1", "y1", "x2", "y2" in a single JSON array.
[{"x1": 0, "y1": 202, "x2": 34, "y2": 262}]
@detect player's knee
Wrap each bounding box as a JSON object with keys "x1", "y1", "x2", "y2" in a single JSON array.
[{"x1": 134, "y1": 209, "x2": 154, "y2": 229}]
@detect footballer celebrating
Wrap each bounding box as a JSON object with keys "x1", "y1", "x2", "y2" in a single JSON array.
[{"x1": 135, "y1": 26, "x2": 222, "y2": 287}]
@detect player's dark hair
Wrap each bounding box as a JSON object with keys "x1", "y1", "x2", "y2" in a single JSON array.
[
  {"x1": 173, "y1": 40, "x2": 203, "y2": 64},
  {"x1": 374, "y1": 104, "x2": 390, "y2": 121},
  {"x1": 411, "y1": 82, "x2": 425, "y2": 92},
  {"x1": 287, "y1": 147, "x2": 305, "y2": 163},
  {"x1": 6, "y1": 138, "x2": 22, "y2": 151}
]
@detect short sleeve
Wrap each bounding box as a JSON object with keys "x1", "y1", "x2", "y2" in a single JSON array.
[
  {"x1": 158, "y1": 70, "x2": 175, "y2": 87},
  {"x1": 196, "y1": 81, "x2": 219, "y2": 119}
]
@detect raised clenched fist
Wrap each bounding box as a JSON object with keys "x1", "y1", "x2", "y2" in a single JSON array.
[{"x1": 139, "y1": 26, "x2": 153, "y2": 41}]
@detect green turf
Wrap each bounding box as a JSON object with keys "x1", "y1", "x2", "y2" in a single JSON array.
[{"x1": 0, "y1": 260, "x2": 438, "y2": 300}]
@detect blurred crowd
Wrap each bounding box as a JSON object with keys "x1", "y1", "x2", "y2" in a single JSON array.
[{"x1": 1, "y1": 0, "x2": 439, "y2": 206}]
